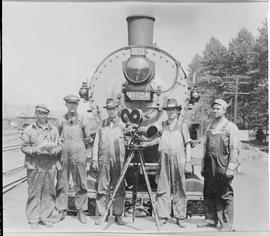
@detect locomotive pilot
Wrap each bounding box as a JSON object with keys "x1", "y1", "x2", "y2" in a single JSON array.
[
  {"x1": 53, "y1": 95, "x2": 92, "y2": 224},
  {"x1": 21, "y1": 104, "x2": 62, "y2": 229},
  {"x1": 197, "y1": 99, "x2": 239, "y2": 232},
  {"x1": 92, "y1": 98, "x2": 126, "y2": 225},
  {"x1": 156, "y1": 98, "x2": 191, "y2": 228}
]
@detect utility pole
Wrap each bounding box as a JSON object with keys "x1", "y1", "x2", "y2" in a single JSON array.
[{"x1": 223, "y1": 75, "x2": 250, "y2": 124}]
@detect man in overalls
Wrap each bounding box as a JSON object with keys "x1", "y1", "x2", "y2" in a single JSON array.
[
  {"x1": 156, "y1": 98, "x2": 191, "y2": 228},
  {"x1": 21, "y1": 104, "x2": 62, "y2": 229},
  {"x1": 92, "y1": 98, "x2": 126, "y2": 225},
  {"x1": 53, "y1": 95, "x2": 92, "y2": 224},
  {"x1": 197, "y1": 99, "x2": 239, "y2": 232}
]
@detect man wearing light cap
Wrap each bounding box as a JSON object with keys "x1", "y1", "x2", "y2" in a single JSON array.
[
  {"x1": 53, "y1": 95, "x2": 92, "y2": 224},
  {"x1": 21, "y1": 104, "x2": 62, "y2": 229},
  {"x1": 197, "y1": 98, "x2": 239, "y2": 232},
  {"x1": 92, "y1": 98, "x2": 126, "y2": 225}
]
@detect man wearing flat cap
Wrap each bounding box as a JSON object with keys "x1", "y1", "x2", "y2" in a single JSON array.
[
  {"x1": 92, "y1": 98, "x2": 126, "y2": 225},
  {"x1": 156, "y1": 98, "x2": 191, "y2": 228},
  {"x1": 21, "y1": 104, "x2": 62, "y2": 229},
  {"x1": 53, "y1": 95, "x2": 92, "y2": 224},
  {"x1": 197, "y1": 98, "x2": 239, "y2": 232}
]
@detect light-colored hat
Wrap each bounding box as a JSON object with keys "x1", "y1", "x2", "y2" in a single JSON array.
[
  {"x1": 103, "y1": 98, "x2": 119, "y2": 109},
  {"x1": 212, "y1": 99, "x2": 229, "y2": 108},
  {"x1": 162, "y1": 98, "x2": 182, "y2": 110},
  {"x1": 63, "y1": 95, "x2": 80, "y2": 103},
  {"x1": 35, "y1": 104, "x2": 50, "y2": 113}
]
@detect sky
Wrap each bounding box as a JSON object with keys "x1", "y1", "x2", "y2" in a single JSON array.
[{"x1": 2, "y1": 1, "x2": 268, "y2": 114}]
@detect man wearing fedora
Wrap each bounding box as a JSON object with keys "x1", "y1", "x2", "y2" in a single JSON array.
[
  {"x1": 156, "y1": 98, "x2": 191, "y2": 228},
  {"x1": 197, "y1": 99, "x2": 239, "y2": 232},
  {"x1": 21, "y1": 104, "x2": 62, "y2": 229},
  {"x1": 53, "y1": 95, "x2": 92, "y2": 224},
  {"x1": 92, "y1": 98, "x2": 126, "y2": 225}
]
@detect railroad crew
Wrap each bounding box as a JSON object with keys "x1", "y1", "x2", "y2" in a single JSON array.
[
  {"x1": 197, "y1": 99, "x2": 239, "y2": 232},
  {"x1": 92, "y1": 98, "x2": 126, "y2": 225},
  {"x1": 53, "y1": 95, "x2": 93, "y2": 224},
  {"x1": 21, "y1": 104, "x2": 62, "y2": 229},
  {"x1": 155, "y1": 98, "x2": 192, "y2": 228}
]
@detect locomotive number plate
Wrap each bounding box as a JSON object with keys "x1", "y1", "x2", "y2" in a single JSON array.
[{"x1": 126, "y1": 91, "x2": 151, "y2": 101}]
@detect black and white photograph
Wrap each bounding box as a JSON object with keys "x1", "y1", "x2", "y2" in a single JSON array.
[{"x1": 2, "y1": 0, "x2": 269, "y2": 236}]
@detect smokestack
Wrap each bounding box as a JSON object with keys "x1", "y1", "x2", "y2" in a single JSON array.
[{"x1": 126, "y1": 15, "x2": 155, "y2": 46}]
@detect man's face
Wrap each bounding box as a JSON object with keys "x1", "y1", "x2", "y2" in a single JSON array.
[
  {"x1": 107, "y1": 106, "x2": 118, "y2": 119},
  {"x1": 166, "y1": 108, "x2": 178, "y2": 120},
  {"x1": 212, "y1": 104, "x2": 226, "y2": 118},
  {"x1": 35, "y1": 110, "x2": 48, "y2": 124},
  {"x1": 65, "y1": 102, "x2": 78, "y2": 114}
]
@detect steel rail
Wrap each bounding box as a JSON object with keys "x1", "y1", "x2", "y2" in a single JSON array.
[
  {"x1": 3, "y1": 144, "x2": 21, "y2": 152},
  {"x1": 3, "y1": 176, "x2": 27, "y2": 194},
  {"x1": 3, "y1": 166, "x2": 25, "y2": 176}
]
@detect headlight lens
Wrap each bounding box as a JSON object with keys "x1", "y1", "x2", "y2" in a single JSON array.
[{"x1": 124, "y1": 57, "x2": 152, "y2": 84}]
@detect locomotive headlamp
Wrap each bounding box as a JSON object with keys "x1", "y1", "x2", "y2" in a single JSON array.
[
  {"x1": 123, "y1": 56, "x2": 154, "y2": 84},
  {"x1": 79, "y1": 82, "x2": 89, "y2": 101},
  {"x1": 190, "y1": 86, "x2": 200, "y2": 103}
]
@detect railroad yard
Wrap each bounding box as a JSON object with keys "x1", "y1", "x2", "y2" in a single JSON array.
[{"x1": 2, "y1": 128, "x2": 269, "y2": 236}]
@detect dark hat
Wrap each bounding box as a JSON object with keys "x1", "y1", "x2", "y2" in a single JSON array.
[
  {"x1": 63, "y1": 95, "x2": 80, "y2": 103},
  {"x1": 103, "y1": 98, "x2": 119, "y2": 109},
  {"x1": 162, "y1": 98, "x2": 182, "y2": 110},
  {"x1": 212, "y1": 99, "x2": 228, "y2": 108},
  {"x1": 35, "y1": 104, "x2": 50, "y2": 113}
]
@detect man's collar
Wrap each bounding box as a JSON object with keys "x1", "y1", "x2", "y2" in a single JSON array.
[
  {"x1": 167, "y1": 118, "x2": 178, "y2": 126},
  {"x1": 33, "y1": 121, "x2": 51, "y2": 130},
  {"x1": 65, "y1": 112, "x2": 78, "y2": 120},
  {"x1": 104, "y1": 116, "x2": 120, "y2": 126}
]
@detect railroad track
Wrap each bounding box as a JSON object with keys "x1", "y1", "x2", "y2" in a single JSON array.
[
  {"x1": 3, "y1": 144, "x2": 21, "y2": 152},
  {"x1": 3, "y1": 165, "x2": 27, "y2": 194},
  {"x1": 3, "y1": 175, "x2": 27, "y2": 194},
  {"x1": 3, "y1": 141, "x2": 27, "y2": 194},
  {"x1": 2, "y1": 131, "x2": 27, "y2": 193}
]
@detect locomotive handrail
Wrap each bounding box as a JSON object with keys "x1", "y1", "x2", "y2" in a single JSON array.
[{"x1": 89, "y1": 45, "x2": 187, "y2": 94}]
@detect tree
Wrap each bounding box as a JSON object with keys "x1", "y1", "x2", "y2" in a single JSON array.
[
  {"x1": 187, "y1": 24, "x2": 268, "y2": 131},
  {"x1": 249, "y1": 19, "x2": 268, "y2": 131},
  {"x1": 226, "y1": 28, "x2": 256, "y2": 128},
  {"x1": 188, "y1": 38, "x2": 229, "y2": 122}
]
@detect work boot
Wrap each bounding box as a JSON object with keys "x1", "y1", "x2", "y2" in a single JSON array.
[
  {"x1": 41, "y1": 221, "x2": 53, "y2": 227},
  {"x1": 78, "y1": 211, "x2": 87, "y2": 224},
  {"x1": 114, "y1": 216, "x2": 126, "y2": 225},
  {"x1": 176, "y1": 219, "x2": 186, "y2": 228},
  {"x1": 95, "y1": 215, "x2": 109, "y2": 225},
  {"x1": 95, "y1": 217, "x2": 103, "y2": 225},
  {"x1": 219, "y1": 224, "x2": 233, "y2": 232},
  {"x1": 159, "y1": 218, "x2": 168, "y2": 226},
  {"x1": 30, "y1": 223, "x2": 39, "y2": 229},
  {"x1": 52, "y1": 211, "x2": 66, "y2": 223},
  {"x1": 197, "y1": 220, "x2": 217, "y2": 228}
]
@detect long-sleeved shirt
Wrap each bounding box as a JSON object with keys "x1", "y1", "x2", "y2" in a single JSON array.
[{"x1": 21, "y1": 121, "x2": 62, "y2": 169}]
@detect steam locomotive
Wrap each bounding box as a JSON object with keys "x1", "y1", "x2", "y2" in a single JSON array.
[{"x1": 75, "y1": 15, "x2": 204, "y2": 218}]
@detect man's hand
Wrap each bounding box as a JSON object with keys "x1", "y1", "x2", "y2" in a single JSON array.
[
  {"x1": 91, "y1": 160, "x2": 99, "y2": 172},
  {"x1": 225, "y1": 169, "x2": 234, "y2": 181},
  {"x1": 184, "y1": 161, "x2": 193, "y2": 173},
  {"x1": 33, "y1": 145, "x2": 44, "y2": 155},
  {"x1": 200, "y1": 168, "x2": 205, "y2": 177}
]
